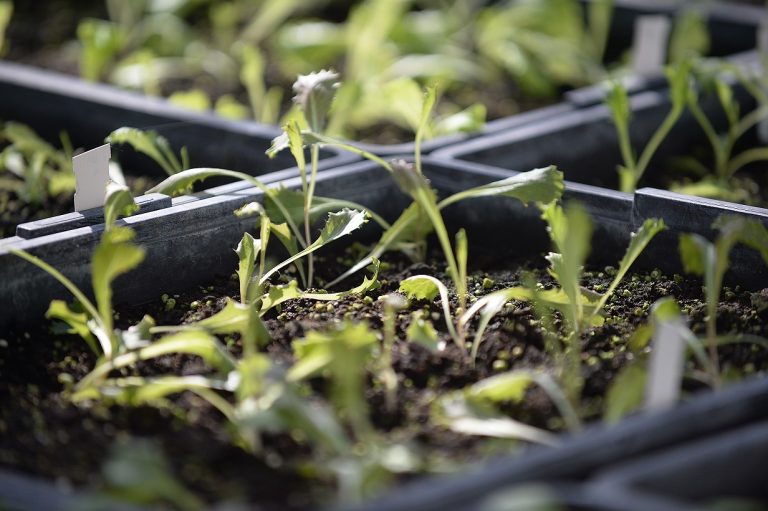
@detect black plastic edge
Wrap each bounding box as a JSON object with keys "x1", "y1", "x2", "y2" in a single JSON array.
[{"x1": 15, "y1": 193, "x2": 172, "y2": 239}]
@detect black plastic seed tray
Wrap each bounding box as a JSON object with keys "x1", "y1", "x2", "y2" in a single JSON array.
[
  {"x1": 2, "y1": 156, "x2": 768, "y2": 511},
  {"x1": 434, "y1": 51, "x2": 764, "y2": 209},
  {"x1": 0, "y1": 60, "x2": 356, "y2": 239}
]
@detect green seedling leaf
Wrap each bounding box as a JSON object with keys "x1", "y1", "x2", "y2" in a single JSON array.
[
  {"x1": 668, "y1": 10, "x2": 709, "y2": 63},
  {"x1": 289, "y1": 322, "x2": 377, "y2": 437},
  {"x1": 154, "y1": 300, "x2": 271, "y2": 353},
  {"x1": 0, "y1": 2, "x2": 12, "y2": 57},
  {"x1": 236, "y1": 232, "x2": 259, "y2": 301},
  {"x1": 604, "y1": 364, "x2": 646, "y2": 422},
  {"x1": 434, "y1": 103, "x2": 487, "y2": 136},
  {"x1": 439, "y1": 166, "x2": 565, "y2": 208},
  {"x1": 236, "y1": 232, "x2": 262, "y2": 304},
  {"x1": 78, "y1": 18, "x2": 125, "y2": 81},
  {"x1": 168, "y1": 89, "x2": 211, "y2": 112},
  {"x1": 106, "y1": 127, "x2": 183, "y2": 176},
  {"x1": 400, "y1": 275, "x2": 460, "y2": 347},
  {"x1": 47, "y1": 300, "x2": 99, "y2": 355},
  {"x1": 679, "y1": 233, "x2": 709, "y2": 276},
  {"x1": 260, "y1": 259, "x2": 380, "y2": 314},
  {"x1": 103, "y1": 182, "x2": 138, "y2": 230},
  {"x1": 405, "y1": 312, "x2": 440, "y2": 352},
  {"x1": 437, "y1": 394, "x2": 557, "y2": 445},
  {"x1": 75, "y1": 375, "x2": 230, "y2": 416},
  {"x1": 291, "y1": 69, "x2": 339, "y2": 133},
  {"x1": 468, "y1": 371, "x2": 533, "y2": 403},
  {"x1": 467, "y1": 370, "x2": 582, "y2": 433},
  {"x1": 214, "y1": 95, "x2": 249, "y2": 120},
  {"x1": 92, "y1": 226, "x2": 145, "y2": 350},
  {"x1": 543, "y1": 202, "x2": 592, "y2": 331},
  {"x1": 79, "y1": 330, "x2": 236, "y2": 389},
  {"x1": 11, "y1": 249, "x2": 106, "y2": 353},
  {"x1": 258, "y1": 208, "x2": 367, "y2": 285},
  {"x1": 399, "y1": 275, "x2": 440, "y2": 302},
  {"x1": 120, "y1": 315, "x2": 155, "y2": 350},
  {"x1": 593, "y1": 218, "x2": 665, "y2": 315}
]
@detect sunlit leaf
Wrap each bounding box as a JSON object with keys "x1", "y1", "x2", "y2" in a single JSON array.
[{"x1": 439, "y1": 166, "x2": 564, "y2": 208}]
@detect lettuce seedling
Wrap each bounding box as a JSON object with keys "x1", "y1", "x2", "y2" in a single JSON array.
[
  {"x1": 11, "y1": 184, "x2": 141, "y2": 358},
  {"x1": 457, "y1": 203, "x2": 664, "y2": 407},
  {"x1": 605, "y1": 60, "x2": 690, "y2": 192},
  {"x1": 106, "y1": 127, "x2": 189, "y2": 177},
  {"x1": 679, "y1": 215, "x2": 768, "y2": 378},
  {"x1": 289, "y1": 322, "x2": 378, "y2": 440},
  {"x1": 0, "y1": 122, "x2": 75, "y2": 205},
  {"x1": 231, "y1": 206, "x2": 379, "y2": 311},
  {"x1": 267, "y1": 70, "x2": 340, "y2": 287},
  {"x1": 433, "y1": 368, "x2": 580, "y2": 445},
  {"x1": 670, "y1": 60, "x2": 768, "y2": 202}
]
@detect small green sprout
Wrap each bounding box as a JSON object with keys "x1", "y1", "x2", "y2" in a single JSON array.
[
  {"x1": 605, "y1": 60, "x2": 691, "y2": 192},
  {"x1": 679, "y1": 215, "x2": 768, "y2": 380}
]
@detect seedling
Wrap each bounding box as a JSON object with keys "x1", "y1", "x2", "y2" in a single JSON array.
[
  {"x1": 268, "y1": 69, "x2": 340, "y2": 287},
  {"x1": 670, "y1": 60, "x2": 768, "y2": 203},
  {"x1": 106, "y1": 127, "x2": 189, "y2": 177},
  {"x1": 605, "y1": 60, "x2": 691, "y2": 192},
  {"x1": 679, "y1": 215, "x2": 768, "y2": 380},
  {"x1": 0, "y1": 121, "x2": 75, "y2": 205}
]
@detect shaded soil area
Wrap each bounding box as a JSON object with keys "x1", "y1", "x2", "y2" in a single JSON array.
[{"x1": 2, "y1": 249, "x2": 768, "y2": 509}]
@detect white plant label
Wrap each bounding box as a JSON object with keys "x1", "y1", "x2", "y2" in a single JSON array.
[
  {"x1": 73, "y1": 144, "x2": 112, "y2": 211},
  {"x1": 644, "y1": 319, "x2": 686, "y2": 412},
  {"x1": 631, "y1": 15, "x2": 671, "y2": 76},
  {"x1": 757, "y1": 18, "x2": 768, "y2": 143}
]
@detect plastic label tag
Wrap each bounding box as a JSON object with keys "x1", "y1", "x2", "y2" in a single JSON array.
[
  {"x1": 631, "y1": 15, "x2": 671, "y2": 76},
  {"x1": 73, "y1": 144, "x2": 112, "y2": 211},
  {"x1": 644, "y1": 319, "x2": 686, "y2": 412}
]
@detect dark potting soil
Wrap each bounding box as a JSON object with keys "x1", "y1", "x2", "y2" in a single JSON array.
[{"x1": 2, "y1": 247, "x2": 768, "y2": 509}]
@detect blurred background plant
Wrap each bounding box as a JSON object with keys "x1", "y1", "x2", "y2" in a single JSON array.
[{"x1": 0, "y1": 0, "x2": 713, "y2": 144}]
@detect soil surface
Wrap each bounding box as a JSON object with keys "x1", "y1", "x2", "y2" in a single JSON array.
[{"x1": 2, "y1": 249, "x2": 768, "y2": 509}]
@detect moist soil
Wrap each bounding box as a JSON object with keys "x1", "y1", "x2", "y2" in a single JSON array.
[{"x1": 2, "y1": 249, "x2": 768, "y2": 509}]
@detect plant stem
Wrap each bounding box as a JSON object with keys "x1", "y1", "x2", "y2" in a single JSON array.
[
  {"x1": 305, "y1": 144, "x2": 321, "y2": 287},
  {"x1": 633, "y1": 106, "x2": 683, "y2": 190},
  {"x1": 726, "y1": 147, "x2": 768, "y2": 177}
]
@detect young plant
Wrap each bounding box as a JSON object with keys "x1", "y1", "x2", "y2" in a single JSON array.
[
  {"x1": 11, "y1": 184, "x2": 142, "y2": 358},
  {"x1": 433, "y1": 368, "x2": 578, "y2": 444},
  {"x1": 605, "y1": 60, "x2": 691, "y2": 192},
  {"x1": 0, "y1": 121, "x2": 75, "y2": 205},
  {"x1": 457, "y1": 202, "x2": 664, "y2": 405},
  {"x1": 280, "y1": 85, "x2": 562, "y2": 320},
  {"x1": 669, "y1": 60, "x2": 768, "y2": 203},
  {"x1": 678, "y1": 215, "x2": 768, "y2": 379},
  {"x1": 268, "y1": 69, "x2": 340, "y2": 287},
  {"x1": 106, "y1": 127, "x2": 189, "y2": 177},
  {"x1": 232, "y1": 204, "x2": 380, "y2": 313}
]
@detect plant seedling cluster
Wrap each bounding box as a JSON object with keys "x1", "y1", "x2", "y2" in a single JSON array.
[{"x1": 11, "y1": 68, "x2": 768, "y2": 509}]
